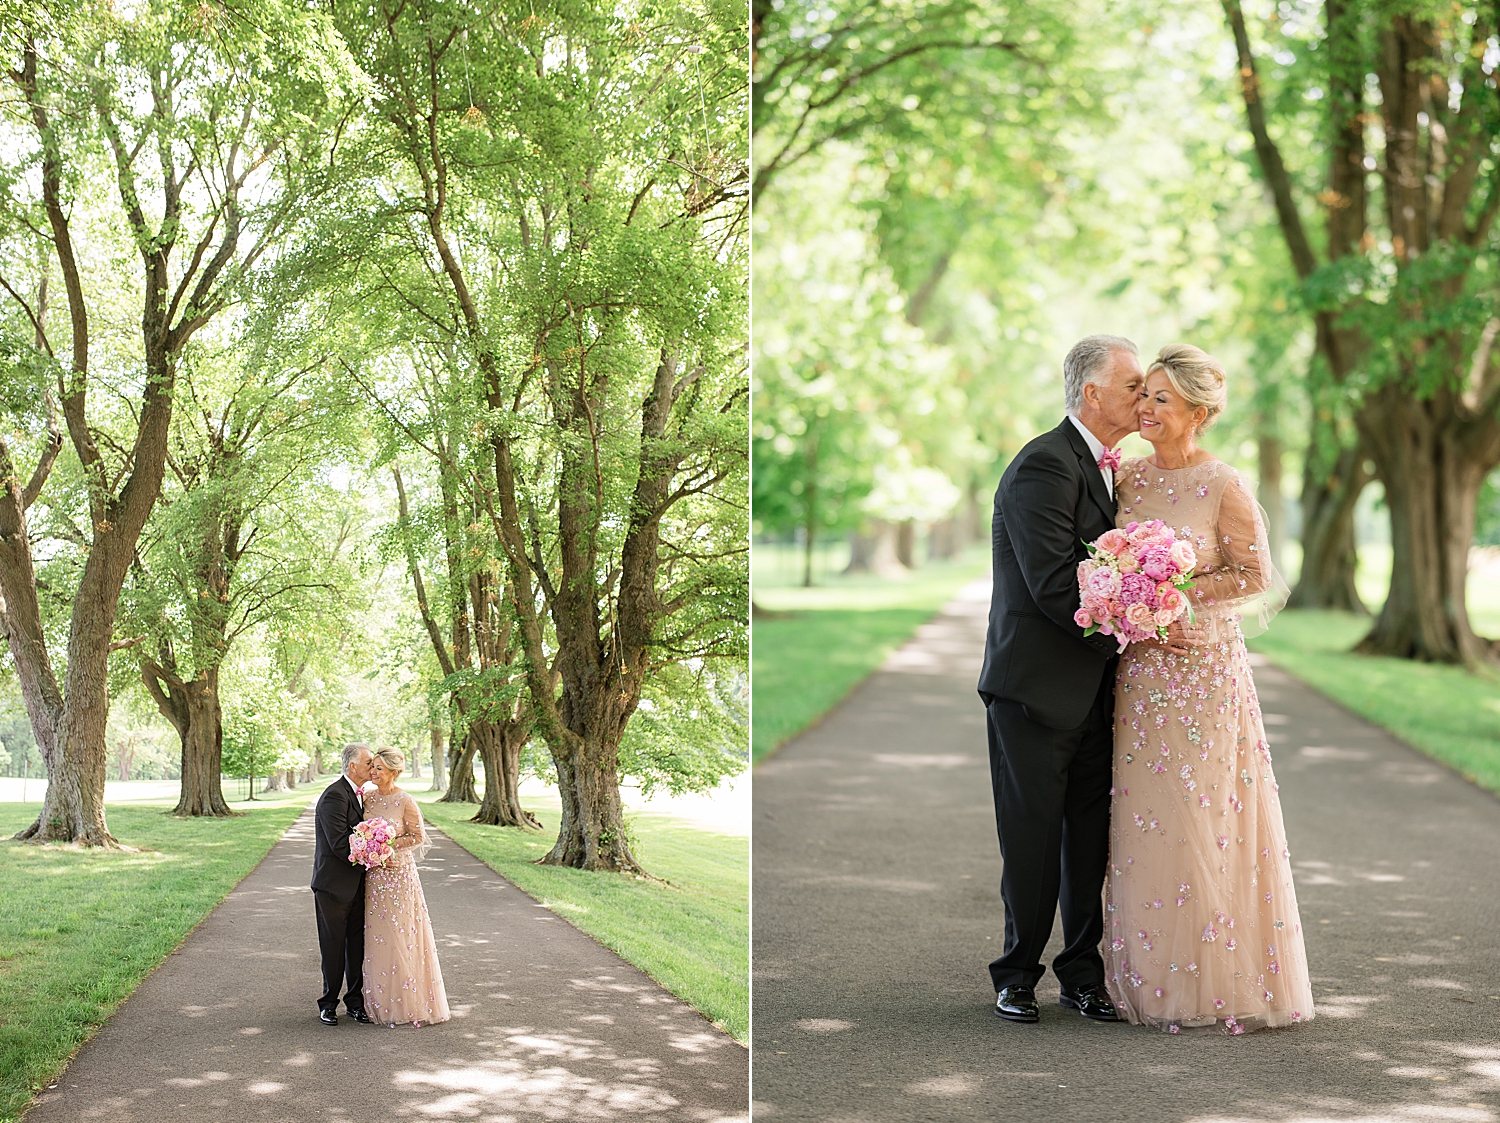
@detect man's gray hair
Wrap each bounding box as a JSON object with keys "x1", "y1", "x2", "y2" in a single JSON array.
[
  {"x1": 341, "y1": 742, "x2": 369, "y2": 774},
  {"x1": 1063, "y1": 334, "x2": 1138, "y2": 413}
]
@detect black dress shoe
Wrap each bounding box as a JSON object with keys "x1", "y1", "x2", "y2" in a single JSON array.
[
  {"x1": 1059, "y1": 982, "x2": 1121, "y2": 1022},
  {"x1": 346, "y1": 1008, "x2": 374, "y2": 1024},
  {"x1": 994, "y1": 985, "x2": 1040, "y2": 1023},
  {"x1": 319, "y1": 1009, "x2": 338, "y2": 1026}
]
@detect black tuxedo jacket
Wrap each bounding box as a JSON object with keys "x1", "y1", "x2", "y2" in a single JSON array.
[
  {"x1": 311, "y1": 777, "x2": 366, "y2": 904},
  {"x1": 977, "y1": 418, "x2": 1122, "y2": 729}
]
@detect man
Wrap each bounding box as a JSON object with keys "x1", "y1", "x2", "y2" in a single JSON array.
[
  {"x1": 977, "y1": 334, "x2": 1145, "y2": 1023},
  {"x1": 311, "y1": 742, "x2": 376, "y2": 1026}
]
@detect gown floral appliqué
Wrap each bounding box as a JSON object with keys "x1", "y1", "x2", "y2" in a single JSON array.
[
  {"x1": 1104, "y1": 457, "x2": 1313, "y2": 1034},
  {"x1": 362, "y1": 790, "x2": 451, "y2": 1027}
]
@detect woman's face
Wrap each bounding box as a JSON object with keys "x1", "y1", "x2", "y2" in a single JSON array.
[
  {"x1": 1137, "y1": 369, "x2": 1207, "y2": 447},
  {"x1": 371, "y1": 758, "x2": 392, "y2": 785}
]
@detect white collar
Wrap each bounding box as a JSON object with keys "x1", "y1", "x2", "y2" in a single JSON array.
[
  {"x1": 1067, "y1": 413, "x2": 1107, "y2": 461},
  {"x1": 344, "y1": 774, "x2": 363, "y2": 799}
]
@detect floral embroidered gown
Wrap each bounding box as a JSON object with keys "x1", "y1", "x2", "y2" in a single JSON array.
[
  {"x1": 1103, "y1": 457, "x2": 1313, "y2": 1033},
  {"x1": 362, "y1": 789, "x2": 451, "y2": 1027}
]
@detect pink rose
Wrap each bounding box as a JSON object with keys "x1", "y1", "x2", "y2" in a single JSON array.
[
  {"x1": 1125, "y1": 603, "x2": 1155, "y2": 628},
  {"x1": 1169, "y1": 539, "x2": 1197, "y2": 572},
  {"x1": 1082, "y1": 593, "x2": 1109, "y2": 620},
  {"x1": 1097, "y1": 528, "x2": 1129, "y2": 555},
  {"x1": 1116, "y1": 551, "x2": 1138, "y2": 574},
  {"x1": 1087, "y1": 567, "x2": 1122, "y2": 599},
  {"x1": 1077, "y1": 560, "x2": 1096, "y2": 588},
  {"x1": 1107, "y1": 599, "x2": 1126, "y2": 619},
  {"x1": 1074, "y1": 607, "x2": 1093, "y2": 628},
  {"x1": 1154, "y1": 608, "x2": 1176, "y2": 628},
  {"x1": 1157, "y1": 586, "x2": 1185, "y2": 614}
]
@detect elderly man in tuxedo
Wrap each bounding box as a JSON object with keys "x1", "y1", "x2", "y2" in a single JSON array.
[{"x1": 311, "y1": 742, "x2": 375, "y2": 1026}]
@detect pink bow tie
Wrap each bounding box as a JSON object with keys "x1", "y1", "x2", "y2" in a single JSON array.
[{"x1": 1098, "y1": 447, "x2": 1122, "y2": 471}]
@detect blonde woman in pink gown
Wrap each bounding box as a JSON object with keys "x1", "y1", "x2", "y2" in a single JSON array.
[
  {"x1": 362, "y1": 747, "x2": 451, "y2": 1027},
  {"x1": 1103, "y1": 344, "x2": 1313, "y2": 1034}
]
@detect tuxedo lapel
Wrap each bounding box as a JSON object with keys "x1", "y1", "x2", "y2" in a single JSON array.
[{"x1": 1058, "y1": 420, "x2": 1115, "y2": 523}]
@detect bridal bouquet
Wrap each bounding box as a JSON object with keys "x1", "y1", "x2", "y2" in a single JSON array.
[
  {"x1": 1075, "y1": 519, "x2": 1196, "y2": 651},
  {"x1": 349, "y1": 817, "x2": 397, "y2": 870}
]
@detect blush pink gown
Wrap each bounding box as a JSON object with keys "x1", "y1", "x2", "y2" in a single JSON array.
[
  {"x1": 1103, "y1": 457, "x2": 1313, "y2": 1034},
  {"x1": 362, "y1": 790, "x2": 451, "y2": 1027}
]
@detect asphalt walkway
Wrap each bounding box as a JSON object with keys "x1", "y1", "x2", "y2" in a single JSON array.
[
  {"x1": 753, "y1": 578, "x2": 1500, "y2": 1122},
  {"x1": 26, "y1": 810, "x2": 747, "y2": 1123}
]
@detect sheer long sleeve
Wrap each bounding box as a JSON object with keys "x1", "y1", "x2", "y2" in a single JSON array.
[
  {"x1": 1186, "y1": 470, "x2": 1287, "y2": 637},
  {"x1": 393, "y1": 795, "x2": 426, "y2": 850}
]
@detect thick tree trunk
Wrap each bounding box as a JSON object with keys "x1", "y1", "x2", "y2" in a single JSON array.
[
  {"x1": 927, "y1": 517, "x2": 957, "y2": 561},
  {"x1": 143, "y1": 662, "x2": 232, "y2": 817},
  {"x1": 844, "y1": 520, "x2": 906, "y2": 577},
  {"x1": 428, "y1": 725, "x2": 446, "y2": 792},
  {"x1": 263, "y1": 770, "x2": 292, "y2": 793},
  {"x1": 439, "y1": 730, "x2": 479, "y2": 803},
  {"x1": 540, "y1": 733, "x2": 638, "y2": 872},
  {"x1": 1257, "y1": 434, "x2": 1286, "y2": 576},
  {"x1": 1354, "y1": 386, "x2": 1499, "y2": 665},
  {"x1": 895, "y1": 520, "x2": 916, "y2": 569},
  {"x1": 470, "y1": 721, "x2": 541, "y2": 829},
  {"x1": 1288, "y1": 443, "x2": 1368, "y2": 612}
]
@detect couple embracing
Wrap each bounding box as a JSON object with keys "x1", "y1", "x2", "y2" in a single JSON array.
[
  {"x1": 979, "y1": 335, "x2": 1314, "y2": 1034},
  {"x1": 309, "y1": 742, "x2": 451, "y2": 1028}
]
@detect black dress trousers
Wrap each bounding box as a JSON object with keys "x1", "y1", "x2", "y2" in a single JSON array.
[
  {"x1": 314, "y1": 883, "x2": 366, "y2": 1014},
  {"x1": 985, "y1": 661, "x2": 1116, "y2": 992}
]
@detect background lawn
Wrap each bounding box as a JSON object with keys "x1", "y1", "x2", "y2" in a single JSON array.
[
  {"x1": 419, "y1": 792, "x2": 748, "y2": 1043},
  {"x1": 0, "y1": 790, "x2": 313, "y2": 1123},
  {"x1": 1248, "y1": 609, "x2": 1500, "y2": 797},
  {"x1": 752, "y1": 544, "x2": 988, "y2": 762}
]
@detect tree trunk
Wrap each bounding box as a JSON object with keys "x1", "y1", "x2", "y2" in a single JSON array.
[
  {"x1": 895, "y1": 520, "x2": 916, "y2": 569},
  {"x1": 439, "y1": 730, "x2": 479, "y2": 803},
  {"x1": 143, "y1": 662, "x2": 232, "y2": 817},
  {"x1": 927, "y1": 517, "x2": 957, "y2": 561},
  {"x1": 428, "y1": 725, "x2": 446, "y2": 792},
  {"x1": 1256, "y1": 434, "x2": 1286, "y2": 576},
  {"x1": 1288, "y1": 443, "x2": 1368, "y2": 613},
  {"x1": 470, "y1": 721, "x2": 541, "y2": 829},
  {"x1": 844, "y1": 520, "x2": 906, "y2": 577},
  {"x1": 409, "y1": 741, "x2": 422, "y2": 779},
  {"x1": 263, "y1": 770, "x2": 291, "y2": 793},
  {"x1": 1354, "y1": 386, "x2": 1499, "y2": 664},
  {"x1": 540, "y1": 734, "x2": 637, "y2": 871},
  {"x1": 802, "y1": 437, "x2": 818, "y2": 587}
]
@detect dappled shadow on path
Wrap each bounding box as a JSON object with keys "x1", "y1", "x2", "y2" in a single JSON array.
[
  {"x1": 753, "y1": 584, "x2": 1500, "y2": 1123},
  {"x1": 26, "y1": 809, "x2": 746, "y2": 1123}
]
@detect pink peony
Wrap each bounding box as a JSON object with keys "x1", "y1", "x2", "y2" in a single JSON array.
[
  {"x1": 1082, "y1": 593, "x2": 1109, "y2": 619},
  {"x1": 1087, "y1": 567, "x2": 1122, "y2": 599},
  {"x1": 1125, "y1": 603, "x2": 1155, "y2": 628},
  {"x1": 1139, "y1": 546, "x2": 1173, "y2": 581},
  {"x1": 1074, "y1": 607, "x2": 1094, "y2": 628},
  {"x1": 1120, "y1": 573, "x2": 1156, "y2": 606},
  {"x1": 1107, "y1": 599, "x2": 1126, "y2": 619},
  {"x1": 1096, "y1": 528, "x2": 1129, "y2": 555},
  {"x1": 1123, "y1": 521, "x2": 1139, "y2": 535},
  {"x1": 1170, "y1": 539, "x2": 1197, "y2": 572}
]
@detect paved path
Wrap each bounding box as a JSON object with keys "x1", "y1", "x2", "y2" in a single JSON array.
[
  {"x1": 753, "y1": 579, "x2": 1500, "y2": 1122},
  {"x1": 26, "y1": 812, "x2": 747, "y2": 1123}
]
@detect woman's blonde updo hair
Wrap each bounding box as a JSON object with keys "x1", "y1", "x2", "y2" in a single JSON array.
[
  {"x1": 373, "y1": 746, "x2": 406, "y2": 775},
  {"x1": 1148, "y1": 344, "x2": 1228, "y2": 432}
]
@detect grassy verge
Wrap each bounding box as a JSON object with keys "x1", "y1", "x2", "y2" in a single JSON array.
[
  {"x1": 1247, "y1": 610, "x2": 1500, "y2": 795},
  {"x1": 0, "y1": 791, "x2": 313, "y2": 1123},
  {"x1": 418, "y1": 792, "x2": 748, "y2": 1043},
  {"x1": 751, "y1": 547, "x2": 988, "y2": 762}
]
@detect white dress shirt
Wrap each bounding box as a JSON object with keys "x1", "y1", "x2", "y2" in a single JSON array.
[
  {"x1": 1068, "y1": 413, "x2": 1114, "y2": 497},
  {"x1": 345, "y1": 773, "x2": 364, "y2": 811}
]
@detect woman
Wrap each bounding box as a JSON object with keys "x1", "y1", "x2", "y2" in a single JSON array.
[
  {"x1": 1103, "y1": 344, "x2": 1313, "y2": 1034},
  {"x1": 362, "y1": 746, "x2": 451, "y2": 1027}
]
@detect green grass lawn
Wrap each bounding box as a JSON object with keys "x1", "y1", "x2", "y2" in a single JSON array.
[
  {"x1": 418, "y1": 792, "x2": 748, "y2": 1043},
  {"x1": 1248, "y1": 610, "x2": 1500, "y2": 796},
  {"x1": 0, "y1": 789, "x2": 314, "y2": 1123},
  {"x1": 751, "y1": 546, "x2": 989, "y2": 762}
]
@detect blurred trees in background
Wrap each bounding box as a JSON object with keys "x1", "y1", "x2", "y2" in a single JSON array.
[{"x1": 751, "y1": 0, "x2": 1500, "y2": 670}]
